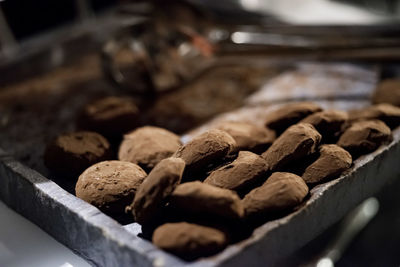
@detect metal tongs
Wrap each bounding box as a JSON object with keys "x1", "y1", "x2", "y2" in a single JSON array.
[{"x1": 102, "y1": 2, "x2": 400, "y2": 95}]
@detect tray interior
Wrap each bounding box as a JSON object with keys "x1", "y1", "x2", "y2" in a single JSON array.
[{"x1": 1, "y1": 49, "x2": 399, "y2": 266}]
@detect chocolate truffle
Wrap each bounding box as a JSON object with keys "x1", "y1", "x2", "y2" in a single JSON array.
[
  {"x1": 75, "y1": 160, "x2": 147, "y2": 215},
  {"x1": 153, "y1": 222, "x2": 228, "y2": 259},
  {"x1": 302, "y1": 144, "x2": 352, "y2": 184},
  {"x1": 204, "y1": 151, "x2": 268, "y2": 192},
  {"x1": 215, "y1": 121, "x2": 276, "y2": 153},
  {"x1": 44, "y1": 131, "x2": 111, "y2": 177},
  {"x1": 131, "y1": 157, "x2": 185, "y2": 224},
  {"x1": 242, "y1": 172, "x2": 308, "y2": 217},
  {"x1": 262, "y1": 123, "x2": 322, "y2": 171},
  {"x1": 372, "y1": 79, "x2": 400, "y2": 107},
  {"x1": 300, "y1": 110, "x2": 348, "y2": 140},
  {"x1": 118, "y1": 126, "x2": 182, "y2": 171},
  {"x1": 77, "y1": 96, "x2": 139, "y2": 138},
  {"x1": 173, "y1": 129, "x2": 236, "y2": 178},
  {"x1": 349, "y1": 103, "x2": 400, "y2": 129},
  {"x1": 264, "y1": 102, "x2": 322, "y2": 134},
  {"x1": 170, "y1": 181, "x2": 244, "y2": 219},
  {"x1": 337, "y1": 120, "x2": 392, "y2": 157}
]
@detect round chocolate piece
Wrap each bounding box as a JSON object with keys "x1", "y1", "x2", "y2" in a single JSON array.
[
  {"x1": 242, "y1": 172, "x2": 309, "y2": 218},
  {"x1": 44, "y1": 131, "x2": 111, "y2": 177},
  {"x1": 262, "y1": 123, "x2": 322, "y2": 172},
  {"x1": 264, "y1": 102, "x2": 322, "y2": 134},
  {"x1": 173, "y1": 129, "x2": 236, "y2": 178},
  {"x1": 77, "y1": 96, "x2": 139, "y2": 138},
  {"x1": 215, "y1": 121, "x2": 276, "y2": 153},
  {"x1": 337, "y1": 120, "x2": 392, "y2": 157},
  {"x1": 153, "y1": 222, "x2": 228, "y2": 260},
  {"x1": 204, "y1": 151, "x2": 268, "y2": 192},
  {"x1": 349, "y1": 103, "x2": 400, "y2": 129},
  {"x1": 118, "y1": 126, "x2": 182, "y2": 171},
  {"x1": 302, "y1": 144, "x2": 352, "y2": 185},
  {"x1": 75, "y1": 160, "x2": 147, "y2": 215},
  {"x1": 300, "y1": 110, "x2": 348, "y2": 140},
  {"x1": 170, "y1": 181, "x2": 244, "y2": 220},
  {"x1": 131, "y1": 157, "x2": 185, "y2": 224},
  {"x1": 372, "y1": 79, "x2": 400, "y2": 107}
]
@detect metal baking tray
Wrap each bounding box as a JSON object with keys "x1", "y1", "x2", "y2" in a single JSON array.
[
  {"x1": 1, "y1": 116, "x2": 399, "y2": 267},
  {"x1": 1, "y1": 39, "x2": 400, "y2": 267}
]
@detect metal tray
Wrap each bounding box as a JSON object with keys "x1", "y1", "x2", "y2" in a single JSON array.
[
  {"x1": 1, "y1": 53, "x2": 400, "y2": 266},
  {"x1": 1, "y1": 117, "x2": 400, "y2": 267}
]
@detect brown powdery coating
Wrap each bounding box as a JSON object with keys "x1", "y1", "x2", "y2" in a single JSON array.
[
  {"x1": 152, "y1": 222, "x2": 228, "y2": 259},
  {"x1": 77, "y1": 96, "x2": 139, "y2": 138},
  {"x1": 300, "y1": 110, "x2": 348, "y2": 138},
  {"x1": 44, "y1": 131, "x2": 111, "y2": 177},
  {"x1": 242, "y1": 172, "x2": 309, "y2": 217},
  {"x1": 302, "y1": 144, "x2": 352, "y2": 184},
  {"x1": 348, "y1": 103, "x2": 400, "y2": 129},
  {"x1": 204, "y1": 151, "x2": 269, "y2": 192},
  {"x1": 372, "y1": 79, "x2": 400, "y2": 107},
  {"x1": 170, "y1": 181, "x2": 244, "y2": 219},
  {"x1": 173, "y1": 129, "x2": 236, "y2": 176},
  {"x1": 75, "y1": 161, "x2": 147, "y2": 215},
  {"x1": 337, "y1": 120, "x2": 392, "y2": 157},
  {"x1": 118, "y1": 126, "x2": 182, "y2": 171},
  {"x1": 262, "y1": 123, "x2": 322, "y2": 171},
  {"x1": 131, "y1": 157, "x2": 185, "y2": 224},
  {"x1": 264, "y1": 102, "x2": 322, "y2": 133},
  {"x1": 215, "y1": 121, "x2": 276, "y2": 153}
]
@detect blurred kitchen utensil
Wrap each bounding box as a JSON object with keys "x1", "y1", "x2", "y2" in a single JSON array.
[
  {"x1": 0, "y1": 7, "x2": 17, "y2": 58},
  {"x1": 312, "y1": 197, "x2": 380, "y2": 267},
  {"x1": 102, "y1": 17, "x2": 400, "y2": 94}
]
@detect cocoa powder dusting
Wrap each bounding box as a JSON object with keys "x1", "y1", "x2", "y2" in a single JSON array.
[
  {"x1": 264, "y1": 102, "x2": 322, "y2": 134},
  {"x1": 242, "y1": 172, "x2": 309, "y2": 218},
  {"x1": 204, "y1": 151, "x2": 269, "y2": 193},
  {"x1": 215, "y1": 121, "x2": 276, "y2": 153},
  {"x1": 372, "y1": 79, "x2": 400, "y2": 107},
  {"x1": 348, "y1": 103, "x2": 400, "y2": 129},
  {"x1": 152, "y1": 222, "x2": 228, "y2": 260},
  {"x1": 300, "y1": 110, "x2": 348, "y2": 141},
  {"x1": 77, "y1": 96, "x2": 139, "y2": 138},
  {"x1": 173, "y1": 129, "x2": 236, "y2": 179},
  {"x1": 262, "y1": 123, "x2": 322, "y2": 171},
  {"x1": 75, "y1": 160, "x2": 147, "y2": 215},
  {"x1": 44, "y1": 131, "x2": 112, "y2": 177},
  {"x1": 170, "y1": 181, "x2": 244, "y2": 220},
  {"x1": 118, "y1": 126, "x2": 182, "y2": 172},
  {"x1": 302, "y1": 144, "x2": 352, "y2": 184},
  {"x1": 337, "y1": 120, "x2": 392, "y2": 157},
  {"x1": 131, "y1": 157, "x2": 185, "y2": 224}
]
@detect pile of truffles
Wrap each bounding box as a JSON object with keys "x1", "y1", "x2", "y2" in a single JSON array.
[{"x1": 44, "y1": 96, "x2": 400, "y2": 260}]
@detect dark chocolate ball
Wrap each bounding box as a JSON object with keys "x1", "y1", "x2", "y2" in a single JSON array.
[{"x1": 44, "y1": 131, "x2": 112, "y2": 177}]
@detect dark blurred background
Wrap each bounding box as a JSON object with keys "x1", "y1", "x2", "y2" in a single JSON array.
[{"x1": 0, "y1": 0, "x2": 116, "y2": 41}]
